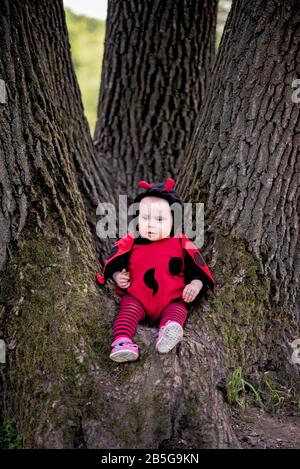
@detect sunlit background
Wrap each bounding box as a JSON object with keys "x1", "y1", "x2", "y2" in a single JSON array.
[
  {"x1": 64, "y1": 0, "x2": 108, "y2": 20},
  {"x1": 63, "y1": 0, "x2": 231, "y2": 134}
]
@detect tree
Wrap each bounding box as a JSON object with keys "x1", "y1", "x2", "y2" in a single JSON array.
[
  {"x1": 1, "y1": 0, "x2": 299, "y2": 450},
  {"x1": 178, "y1": 0, "x2": 300, "y2": 409},
  {"x1": 179, "y1": 0, "x2": 300, "y2": 317},
  {"x1": 91, "y1": 0, "x2": 300, "y2": 449},
  {"x1": 0, "y1": 0, "x2": 114, "y2": 264},
  {"x1": 0, "y1": 0, "x2": 116, "y2": 448},
  {"x1": 94, "y1": 0, "x2": 218, "y2": 204}
]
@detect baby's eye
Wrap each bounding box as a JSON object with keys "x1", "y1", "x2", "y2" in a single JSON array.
[{"x1": 157, "y1": 217, "x2": 163, "y2": 221}]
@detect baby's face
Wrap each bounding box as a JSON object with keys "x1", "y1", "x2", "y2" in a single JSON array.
[{"x1": 138, "y1": 197, "x2": 173, "y2": 241}]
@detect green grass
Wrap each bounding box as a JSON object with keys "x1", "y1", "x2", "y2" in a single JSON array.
[
  {"x1": 228, "y1": 368, "x2": 300, "y2": 413},
  {"x1": 227, "y1": 367, "x2": 265, "y2": 411},
  {"x1": 263, "y1": 377, "x2": 285, "y2": 409}
]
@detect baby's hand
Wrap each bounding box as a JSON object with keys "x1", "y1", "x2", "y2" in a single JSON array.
[
  {"x1": 113, "y1": 269, "x2": 131, "y2": 289},
  {"x1": 182, "y1": 279, "x2": 203, "y2": 303}
]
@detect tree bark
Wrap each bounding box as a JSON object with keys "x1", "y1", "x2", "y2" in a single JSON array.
[
  {"x1": 0, "y1": 0, "x2": 234, "y2": 449},
  {"x1": 94, "y1": 0, "x2": 218, "y2": 204},
  {"x1": 178, "y1": 0, "x2": 300, "y2": 390},
  {"x1": 1, "y1": 0, "x2": 299, "y2": 450},
  {"x1": 179, "y1": 0, "x2": 300, "y2": 317},
  {"x1": 0, "y1": 0, "x2": 116, "y2": 448},
  {"x1": 0, "y1": 0, "x2": 114, "y2": 264}
]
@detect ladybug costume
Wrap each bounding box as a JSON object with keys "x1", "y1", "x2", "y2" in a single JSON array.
[{"x1": 96, "y1": 178, "x2": 216, "y2": 322}]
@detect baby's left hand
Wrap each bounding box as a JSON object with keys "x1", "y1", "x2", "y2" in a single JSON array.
[{"x1": 182, "y1": 279, "x2": 203, "y2": 303}]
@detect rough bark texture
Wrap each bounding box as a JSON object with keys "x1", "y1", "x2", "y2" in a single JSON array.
[
  {"x1": 179, "y1": 0, "x2": 300, "y2": 318},
  {"x1": 81, "y1": 318, "x2": 239, "y2": 449},
  {"x1": 0, "y1": 0, "x2": 114, "y2": 266},
  {"x1": 94, "y1": 0, "x2": 218, "y2": 205},
  {"x1": 1, "y1": 0, "x2": 299, "y2": 450},
  {"x1": 0, "y1": 0, "x2": 236, "y2": 449},
  {"x1": 178, "y1": 0, "x2": 300, "y2": 394},
  {"x1": 0, "y1": 0, "x2": 115, "y2": 448}
]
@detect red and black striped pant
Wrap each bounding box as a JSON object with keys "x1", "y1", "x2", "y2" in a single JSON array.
[{"x1": 113, "y1": 293, "x2": 188, "y2": 341}]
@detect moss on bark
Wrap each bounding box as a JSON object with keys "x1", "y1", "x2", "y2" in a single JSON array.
[
  {"x1": 197, "y1": 232, "x2": 299, "y2": 394},
  {"x1": 0, "y1": 234, "x2": 106, "y2": 447}
]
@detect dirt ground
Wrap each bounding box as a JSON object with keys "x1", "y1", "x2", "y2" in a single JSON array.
[{"x1": 231, "y1": 407, "x2": 300, "y2": 449}]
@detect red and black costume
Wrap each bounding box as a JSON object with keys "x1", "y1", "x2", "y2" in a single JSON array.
[
  {"x1": 96, "y1": 231, "x2": 215, "y2": 321},
  {"x1": 96, "y1": 178, "x2": 216, "y2": 340}
]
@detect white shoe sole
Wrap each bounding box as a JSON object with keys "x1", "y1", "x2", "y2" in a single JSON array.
[
  {"x1": 109, "y1": 349, "x2": 139, "y2": 363},
  {"x1": 156, "y1": 322, "x2": 183, "y2": 353}
]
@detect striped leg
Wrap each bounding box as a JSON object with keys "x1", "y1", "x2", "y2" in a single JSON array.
[
  {"x1": 113, "y1": 294, "x2": 146, "y2": 341},
  {"x1": 159, "y1": 300, "x2": 187, "y2": 328}
]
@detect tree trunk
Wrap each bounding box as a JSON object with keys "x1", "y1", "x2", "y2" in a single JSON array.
[
  {"x1": 0, "y1": 0, "x2": 116, "y2": 448},
  {"x1": 179, "y1": 0, "x2": 300, "y2": 317},
  {"x1": 178, "y1": 0, "x2": 300, "y2": 396},
  {"x1": 1, "y1": 0, "x2": 299, "y2": 450},
  {"x1": 0, "y1": 0, "x2": 232, "y2": 449},
  {"x1": 94, "y1": 0, "x2": 218, "y2": 204},
  {"x1": 0, "y1": 0, "x2": 114, "y2": 265}
]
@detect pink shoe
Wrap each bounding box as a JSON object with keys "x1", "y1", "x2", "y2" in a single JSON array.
[
  {"x1": 109, "y1": 337, "x2": 139, "y2": 363},
  {"x1": 156, "y1": 321, "x2": 183, "y2": 353}
]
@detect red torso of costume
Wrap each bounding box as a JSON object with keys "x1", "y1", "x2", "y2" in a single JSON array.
[
  {"x1": 127, "y1": 237, "x2": 185, "y2": 319},
  {"x1": 96, "y1": 232, "x2": 216, "y2": 321}
]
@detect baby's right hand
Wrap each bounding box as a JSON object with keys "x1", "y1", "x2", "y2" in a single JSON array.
[{"x1": 113, "y1": 269, "x2": 131, "y2": 289}]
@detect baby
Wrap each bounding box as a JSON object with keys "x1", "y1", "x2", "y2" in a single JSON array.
[{"x1": 96, "y1": 178, "x2": 215, "y2": 362}]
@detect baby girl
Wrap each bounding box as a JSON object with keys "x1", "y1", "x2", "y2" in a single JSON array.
[{"x1": 96, "y1": 178, "x2": 215, "y2": 362}]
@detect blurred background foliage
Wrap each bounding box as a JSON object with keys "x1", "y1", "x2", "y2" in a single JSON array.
[
  {"x1": 64, "y1": 1, "x2": 230, "y2": 135},
  {"x1": 65, "y1": 7, "x2": 106, "y2": 134}
]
